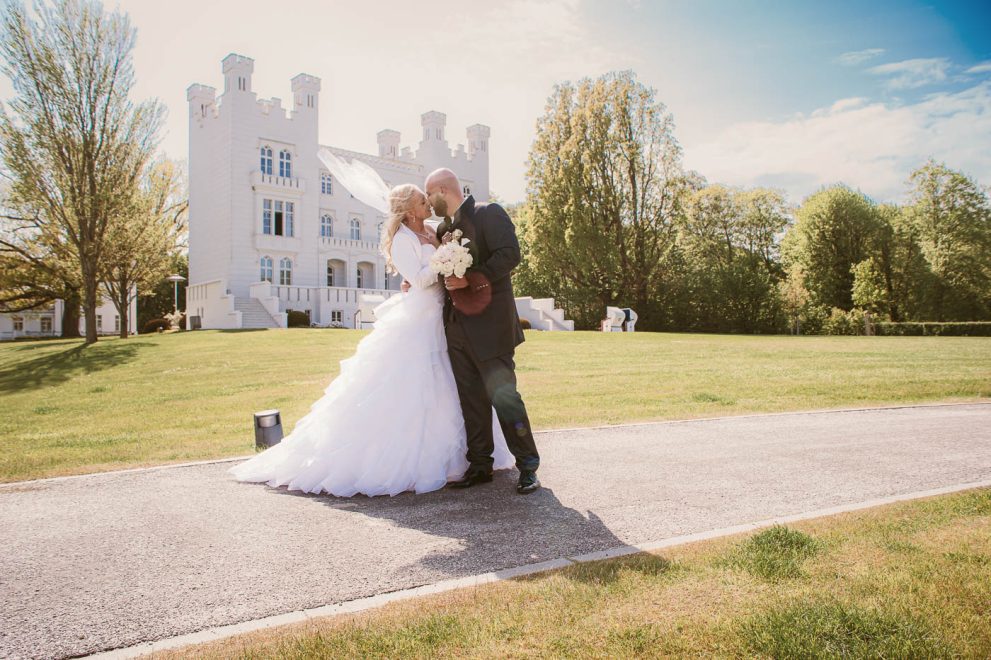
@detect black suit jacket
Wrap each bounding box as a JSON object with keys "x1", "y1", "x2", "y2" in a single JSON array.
[{"x1": 435, "y1": 196, "x2": 525, "y2": 361}]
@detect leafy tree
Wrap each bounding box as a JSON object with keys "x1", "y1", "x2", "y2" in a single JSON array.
[
  {"x1": 906, "y1": 160, "x2": 991, "y2": 320},
  {"x1": 102, "y1": 158, "x2": 187, "y2": 337},
  {"x1": 0, "y1": 184, "x2": 82, "y2": 335},
  {"x1": 679, "y1": 185, "x2": 788, "y2": 332},
  {"x1": 522, "y1": 71, "x2": 689, "y2": 330},
  {"x1": 782, "y1": 185, "x2": 885, "y2": 312},
  {"x1": 0, "y1": 0, "x2": 164, "y2": 343}
]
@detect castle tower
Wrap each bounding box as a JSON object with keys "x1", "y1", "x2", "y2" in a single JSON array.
[
  {"x1": 187, "y1": 84, "x2": 216, "y2": 124},
  {"x1": 420, "y1": 111, "x2": 447, "y2": 146},
  {"x1": 467, "y1": 124, "x2": 491, "y2": 163},
  {"x1": 377, "y1": 129, "x2": 401, "y2": 158},
  {"x1": 291, "y1": 73, "x2": 321, "y2": 117},
  {"x1": 222, "y1": 53, "x2": 254, "y2": 94}
]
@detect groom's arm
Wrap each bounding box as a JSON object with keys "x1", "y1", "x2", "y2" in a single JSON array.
[{"x1": 474, "y1": 204, "x2": 520, "y2": 282}]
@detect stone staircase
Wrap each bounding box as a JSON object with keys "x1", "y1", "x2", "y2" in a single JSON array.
[
  {"x1": 514, "y1": 297, "x2": 575, "y2": 331},
  {"x1": 234, "y1": 297, "x2": 280, "y2": 329}
]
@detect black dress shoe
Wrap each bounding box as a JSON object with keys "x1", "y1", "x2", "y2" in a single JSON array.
[
  {"x1": 448, "y1": 469, "x2": 493, "y2": 489},
  {"x1": 516, "y1": 469, "x2": 540, "y2": 494}
]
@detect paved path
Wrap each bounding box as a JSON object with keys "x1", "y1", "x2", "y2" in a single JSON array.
[{"x1": 2, "y1": 403, "x2": 990, "y2": 659}]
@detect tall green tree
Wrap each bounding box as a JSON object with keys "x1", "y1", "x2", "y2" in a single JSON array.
[
  {"x1": 679, "y1": 185, "x2": 789, "y2": 332},
  {"x1": 0, "y1": 0, "x2": 164, "y2": 343},
  {"x1": 102, "y1": 158, "x2": 187, "y2": 338},
  {"x1": 906, "y1": 160, "x2": 991, "y2": 320},
  {"x1": 782, "y1": 185, "x2": 885, "y2": 312},
  {"x1": 522, "y1": 71, "x2": 689, "y2": 329}
]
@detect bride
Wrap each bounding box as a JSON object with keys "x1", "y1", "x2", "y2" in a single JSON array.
[{"x1": 228, "y1": 183, "x2": 514, "y2": 496}]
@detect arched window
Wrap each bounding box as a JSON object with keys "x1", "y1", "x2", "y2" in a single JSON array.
[
  {"x1": 321, "y1": 173, "x2": 333, "y2": 195},
  {"x1": 260, "y1": 256, "x2": 273, "y2": 282},
  {"x1": 350, "y1": 218, "x2": 361, "y2": 241},
  {"x1": 320, "y1": 214, "x2": 333, "y2": 238},
  {"x1": 326, "y1": 260, "x2": 335, "y2": 286},
  {"x1": 260, "y1": 146, "x2": 273, "y2": 175},
  {"x1": 279, "y1": 149, "x2": 292, "y2": 178},
  {"x1": 355, "y1": 265, "x2": 363, "y2": 289},
  {"x1": 262, "y1": 199, "x2": 272, "y2": 234},
  {"x1": 279, "y1": 257, "x2": 292, "y2": 285}
]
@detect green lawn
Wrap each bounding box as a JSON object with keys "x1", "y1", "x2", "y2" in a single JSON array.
[
  {"x1": 1, "y1": 329, "x2": 989, "y2": 482},
  {"x1": 157, "y1": 488, "x2": 991, "y2": 658}
]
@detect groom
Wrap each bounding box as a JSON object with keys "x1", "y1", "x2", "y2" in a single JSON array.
[{"x1": 424, "y1": 168, "x2": 541, "y2": 494}]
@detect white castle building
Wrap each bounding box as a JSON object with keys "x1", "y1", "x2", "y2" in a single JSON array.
[
  {"x1": 0, "y1": 296, "x2": 137, "y2": 341},
  {"x1": 184, "y1": 54, "x2": 492, "y2": 329}
]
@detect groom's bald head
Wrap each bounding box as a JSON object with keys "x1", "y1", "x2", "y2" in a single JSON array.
[{"x1": 425, "y1": 168, "x2": 464, "y2": 218}]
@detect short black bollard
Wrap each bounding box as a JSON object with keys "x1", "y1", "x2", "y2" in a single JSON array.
[{"x1": 253, "y1": 410, "x2": 283, "y2": 450}]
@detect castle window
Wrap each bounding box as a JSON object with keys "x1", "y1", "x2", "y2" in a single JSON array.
[
  {"x1": 260, "y1": 256, "x2": 273, "y2": 282},
  {"x1": 350, "y1": 218, "x2": 361, "y2": 241},
  {"x1": 320, "y1": 214, "x2": 333, "y2": 238},
  {"x1": 96, "y1": 315, "x2": 102, "y2": 331},
  {"x1": 272, "y1": 201, "x2": 293, "y2": 236},
  {"x1": 262, "y1": 199, "x2": 272, "y2": 234},
  {"x1": 321, "y1": 173, "x2": 333, "y2": 195},
  {"x1": 436, "y1": 128, "x2": 442, "y2": 140},
  {"x1": 114, "y1": 315, "x2": 121, "y2": 333},
  {"x1": 326, "y1": 260, "x2": 335, "y2": 286},
  {"x1": 260, "y1": 146, "x2": 273, "y2": 175},
  {"x1": 12, "y1": 316, "x2": 23, "y2": 331},
  {"x1": 41, "y1": 316, "x2": 52, "y2": 333},
  {"x1": 285, "y1": 201, "x2": 295, "y2": 237},
  {"x1": 331, "y1": 310, "x2": 343, "y2": 324},
  {"x1": 279, "y1": 149, "x2": 292, "y2": 178},
  {"x1": 355, "y1": 266, "x2": 363, "y2": 289},
  {"x1": 463, "y1": 185, "x2": 471, "y2": 197},
  {"x1": 279, "y1": 258, "x2": 292, "y2": 286}
]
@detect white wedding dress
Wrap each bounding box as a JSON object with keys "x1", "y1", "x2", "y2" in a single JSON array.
[{"x1": 228, "y1": 223, "x2": 515, "y2": 497}]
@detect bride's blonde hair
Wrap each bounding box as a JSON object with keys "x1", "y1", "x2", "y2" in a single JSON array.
[{"x1": 381, "y1": 183, "x2": 423, "y2": 275}]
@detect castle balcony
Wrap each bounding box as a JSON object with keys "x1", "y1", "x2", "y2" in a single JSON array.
[
  {"x1": 318, "y1": 236, "x2": 381, "y2": 254},
  {"x1": 251, "y1": 170, "x2": 306, "y2": 195}
]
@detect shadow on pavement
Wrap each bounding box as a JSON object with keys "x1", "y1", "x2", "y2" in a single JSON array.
[{"x1": 264, "y1": 470, "x2": 631, "y2": 581}]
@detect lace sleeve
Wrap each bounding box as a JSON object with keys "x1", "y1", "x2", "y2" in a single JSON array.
[{"x1": 391, "y1": 231, "x2": 437, "y2": 289}]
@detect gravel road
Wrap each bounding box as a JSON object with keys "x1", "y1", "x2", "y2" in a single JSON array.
[{"x1": 1, "y1": 403, "x2": 990, "y2": 659}]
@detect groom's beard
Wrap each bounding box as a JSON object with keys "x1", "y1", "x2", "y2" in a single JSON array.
[{"x1": 429, "y1": 193, "x2": 448, "y2": 218}]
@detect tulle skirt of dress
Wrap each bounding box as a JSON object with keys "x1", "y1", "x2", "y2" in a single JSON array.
[{"x1": 228, "y1": 287, "x2": 515, "y2": 497}]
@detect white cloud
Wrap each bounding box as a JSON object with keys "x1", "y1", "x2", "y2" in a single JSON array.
[
  {"x1": 868, "y1": 57, "x2": 950, "y2": 90},
  {"x1": 836, "y1": 48, "x2": 885, "y2": 66},
  {"x1": 684, "y1": 82, "x2": 991, "y2": 204},
  {"x1": 966, "y1": 61, "x2": 991, "y2": 74}
]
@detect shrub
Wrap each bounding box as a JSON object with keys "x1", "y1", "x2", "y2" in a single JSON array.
[
  {"x1": 286, "y1": 310, "x2": 310, "y2": 328},
  {"x1": 822, "y1": 308, "x2": 871, "y2": 335},
  {"x1": 142, "y1": 318, "x2": 170, "y2": 334},
  {"x1": 874, "y1": 321, "x2": 991, "y2": 337},
  {"x1": 520, "y1": 318, "x2": 532, "y2": 330}
]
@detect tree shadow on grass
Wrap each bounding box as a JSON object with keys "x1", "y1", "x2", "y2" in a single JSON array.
[
  {"x1": 263, "y1": 471, "x2": 648, "y2": 585},
  {"x1": 0, "y1": 340, "x2": 149, "y2": 394}
]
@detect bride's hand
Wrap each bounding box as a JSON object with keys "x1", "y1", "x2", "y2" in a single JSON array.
[{"x1": 444, "y1": 276, "x2": 469, "y2": 290}]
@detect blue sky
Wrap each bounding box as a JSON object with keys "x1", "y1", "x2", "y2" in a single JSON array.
[{"x1": 3, "y1": 0, "x2": 989, "y2": 204}]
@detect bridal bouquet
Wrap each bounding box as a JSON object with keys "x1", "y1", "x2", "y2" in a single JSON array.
[
  {"x1": 429, "y1": 230, "x2": 473, "y2": 278},
  {"x1": 430, "y1": 228, "x2": 492, "y2": 315}
]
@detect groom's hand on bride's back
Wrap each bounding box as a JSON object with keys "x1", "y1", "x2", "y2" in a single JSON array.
[{"x1": 401, "y1": 280, "x2": 411, "y2": 293}]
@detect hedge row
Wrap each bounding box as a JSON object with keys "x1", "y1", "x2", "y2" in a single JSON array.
[{"x1": 873, "y1": 321, "x2": 991, "y2": 336}]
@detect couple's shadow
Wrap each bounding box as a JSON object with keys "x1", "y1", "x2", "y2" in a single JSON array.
[{"x1": 267, "y1": 470, "x2": 637, "y2": 583}]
